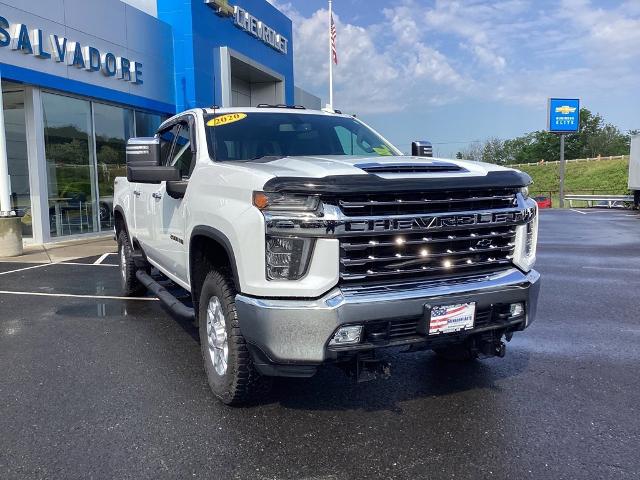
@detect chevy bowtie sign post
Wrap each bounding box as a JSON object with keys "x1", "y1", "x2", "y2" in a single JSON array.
[{"x1": 548, "y1": 98, "x2": 580, "y2": 208}]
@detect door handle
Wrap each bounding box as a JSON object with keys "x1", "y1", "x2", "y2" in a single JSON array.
[
  {"x1": 133, "y1": 190, "x2": 141, "y2": 197},
  {"x1": 152, "y1": 192, "x2": 163, "y2": 200}
]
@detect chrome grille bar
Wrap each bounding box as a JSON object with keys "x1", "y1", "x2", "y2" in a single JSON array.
[
  {"x1": 340, "y1": 245, "x2": 514, "y2": 266},
  {"x1": 340, "y1": 229, "x2": 516, "y2": 250},
  {"x1": 341, "y1": 258, "x2": 513, "y2": 282},
  {"x1": 339, "y1": 195, "x2": 516, "y2": 208}
]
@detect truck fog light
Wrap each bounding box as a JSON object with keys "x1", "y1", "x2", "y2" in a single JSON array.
[
  {"x1": 266, "y1": 236, "x2": 314, "y2": 280},
  {"x1": 329, "y1": 325, "x2": 363, "y2": 346},
  {"x1": 509, "y1": 302, "x2": 524, "y2": 318}
]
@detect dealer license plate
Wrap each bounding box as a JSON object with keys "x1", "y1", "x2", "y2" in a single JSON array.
[{"x1": 428, "y1": 303, "x2": 476, "y2": 335}]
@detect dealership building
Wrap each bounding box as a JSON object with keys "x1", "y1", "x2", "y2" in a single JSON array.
[{"x1": 0, "y1": 0, "x2": 319, "y2": 247}]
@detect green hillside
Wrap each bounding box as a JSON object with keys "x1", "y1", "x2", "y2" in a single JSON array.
[{"x1": 515, "y1": 157, "x2": 630, "y2": 199}]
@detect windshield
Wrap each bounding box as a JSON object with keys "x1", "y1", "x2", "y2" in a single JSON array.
[{"x1": 204, "y1": 112, "x2": 399, "y2": 161}]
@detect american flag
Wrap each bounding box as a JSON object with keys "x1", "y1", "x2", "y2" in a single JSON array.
[{"x1": 330, "y1": 14, "x2": 338, "y2": 65}]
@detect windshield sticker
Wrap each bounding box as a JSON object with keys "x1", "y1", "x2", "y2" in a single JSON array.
[
  {"x1": 372, "y1": 145, "x2": 393, "y2": 156},
  {"x1": 207, "y1": 113, "x2": 247, "y2": 127}
]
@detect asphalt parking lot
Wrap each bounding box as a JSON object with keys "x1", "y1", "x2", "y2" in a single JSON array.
[{"x1": 1, "y1": 209, "x2": 639, "y2": 480}]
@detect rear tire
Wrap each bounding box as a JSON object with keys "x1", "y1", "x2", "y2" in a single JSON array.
[
  {"x1": 117, "y1": 231, "x2": 145, "y2": 297},
  {"x1": 432, "y1": 343, "x2": 477, "y2": 362},
  {"x1": 198, "y1": 269, "x2": 271, "y2": 405}
]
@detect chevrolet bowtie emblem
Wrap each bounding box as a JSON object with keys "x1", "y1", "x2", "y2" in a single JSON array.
[
  {"x1": 206, "y1": 0, "x2": 235, "y2": 16},
  {"x1": 555, "y1": 105, "x2": 576, "y2": 115}
]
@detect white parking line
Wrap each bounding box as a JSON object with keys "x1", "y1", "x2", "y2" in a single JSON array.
[
  {"x1": 94, "y1": 253, "x2": 114, "y2": 265},
  {"x1": 0, "y1": 263, "x2": 55, "y2": 276},
  {"x1": 61, "y1": 262, "x2": 117, "y2": 267},
  {"x1": 570, "y1": 209, "x2": 588, "y2": 215},
  {"x1": 0, "y1": 290, "x2": 158, "y2": 301},
  {"x1": 0, "y1": 262, "x2": 118, "y2": 276}
]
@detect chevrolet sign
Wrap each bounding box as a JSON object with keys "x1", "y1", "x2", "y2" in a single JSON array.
[
  {"x1": 205, "y1": 0, "x2": 289, "y2": 54},
  {"x1": 343, "y1": 210, "x2": 534, "y2": 233}
]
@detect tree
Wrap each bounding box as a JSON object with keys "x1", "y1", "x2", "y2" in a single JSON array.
[
  {"x1": 458, "y1": 142, "x2": 483, "y2": 162},
  {"x1": 464, "y1": 108, "x2": 631, "y2": 164}
]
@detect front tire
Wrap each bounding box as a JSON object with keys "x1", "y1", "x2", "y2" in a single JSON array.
[
  {"x1": 117, "y1": 231, "x2": 145, "y2": 297},
  {"x1": 198, "y1": 269, "x2": 270, "y2": 405}
]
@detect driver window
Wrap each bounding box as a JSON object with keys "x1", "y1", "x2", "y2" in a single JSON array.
[
  {"x1": 334, "y1": 126, "x2": 371, "y2": 155},
  {"x1": 170, "y1": 122, "x2": 196, "y2": 179}
]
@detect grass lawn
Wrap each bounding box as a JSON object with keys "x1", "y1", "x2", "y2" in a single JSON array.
[{"x1": 515, "y1": 158, "x2": 630, "y2": 207}]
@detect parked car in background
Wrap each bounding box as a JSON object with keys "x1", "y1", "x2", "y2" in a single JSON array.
[{"x1": 535, "y1": 195, "x2": 552, "y2": 209}]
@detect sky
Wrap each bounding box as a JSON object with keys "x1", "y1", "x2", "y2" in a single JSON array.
[
  {"x1": 267, "y1": 0, "x2": 640, "y2": 156},
  {"x1": 125, "y1": 0, "x2": 640, "y2": 157}
]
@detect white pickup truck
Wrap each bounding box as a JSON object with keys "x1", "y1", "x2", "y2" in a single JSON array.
[{"x1": 114, "y1": 106, "x2": 541, "y2": 405}]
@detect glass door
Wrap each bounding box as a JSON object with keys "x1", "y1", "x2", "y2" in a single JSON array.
[
  {"x1": 2, "y1": 82, "x2": 32, "y2": 238},
  {"x1": 42, "y1": 93, "x2": 97, "y2": 237}
]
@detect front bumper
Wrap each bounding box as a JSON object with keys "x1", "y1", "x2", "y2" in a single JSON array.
[{"x1": 235, "y1": 268, "x2": 540, "y2": 374}]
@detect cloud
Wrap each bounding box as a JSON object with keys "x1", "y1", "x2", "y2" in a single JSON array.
[
  {"x1": 271, "y1": 1, "x2": 470, "y2": 113},
  {"x1": 268, "y1": 0, "x2": 640, "y2": 114}
]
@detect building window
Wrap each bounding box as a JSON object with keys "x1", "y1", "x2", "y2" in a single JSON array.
[
  {"x1": 2, "y1": 83, "x2": 31, "y2": 238},
  {"x1": 94, "y1": 103, "x2": 134, "y2": 230},
  {"x1": 135, "y1": 111, "x2": 163, "y2": 137},
  {"x1": 42, "y1": 93, "x2": 97, "y2": 237}
]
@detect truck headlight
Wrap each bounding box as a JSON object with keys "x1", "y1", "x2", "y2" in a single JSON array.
[
  {"x1": 253, "y1": 191, "x2": 321, "y2": 213},
  {"x1": 265, "y1": 236, "x2": 315, "y2": 280},
  {"x1": 512, "y1": 208, "x2": 538, "y2": 272}
]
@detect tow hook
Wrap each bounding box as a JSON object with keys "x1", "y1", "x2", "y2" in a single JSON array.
[
  {"x1": 342, "y1": 354, "x2": 392, "y2": 383},
  {"x1": 479, "y1": 340, "x2": 506, "y2": 358}
]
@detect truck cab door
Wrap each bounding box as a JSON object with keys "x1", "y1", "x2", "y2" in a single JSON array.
[
  {"x1": 135, "y1": 124, "x2": 180, "y2": 257},
  {"x1": 150, "y1": 119, "x2": 196, "y2": 284}
]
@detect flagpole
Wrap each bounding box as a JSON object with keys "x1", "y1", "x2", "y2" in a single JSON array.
[{"x1": 328, "y1": 0, "x2": 334, "y2": 109}]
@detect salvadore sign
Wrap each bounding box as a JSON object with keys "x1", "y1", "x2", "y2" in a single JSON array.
[
  {"x1": 206, "y1": 0, "x2": 289, "y2": 54},
  {"x1": 0, "y1": 15, "x2": 143, "y2": 84}
]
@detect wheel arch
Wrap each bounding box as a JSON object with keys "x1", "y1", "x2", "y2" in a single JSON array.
[
  {"x1": 189, "y1": 226, "x2": 241, "y2": 314},
  {"x1": 113, "y1": 206, "x2": 128, "y2": 238}
]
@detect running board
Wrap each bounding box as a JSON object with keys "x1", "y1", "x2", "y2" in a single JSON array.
[{"x1": 136, "y1": 270, "x2": 195, "y2": 322}]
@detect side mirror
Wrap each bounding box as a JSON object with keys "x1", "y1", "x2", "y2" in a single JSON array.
[
  {"x1": 411, "y1": 140, "x2": 433, "y2": 157},
  {"x1": 126, "y1": 137, "x2": 181, "y2": 183}
]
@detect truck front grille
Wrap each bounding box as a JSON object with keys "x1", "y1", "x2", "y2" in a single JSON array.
[{"x1": 332, "y1": 188, "x2": 520, "y2": 284}]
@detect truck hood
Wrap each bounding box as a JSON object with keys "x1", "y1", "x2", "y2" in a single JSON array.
[{"x1": 245, "y1": 155, "x2": 515, "y2": 180}]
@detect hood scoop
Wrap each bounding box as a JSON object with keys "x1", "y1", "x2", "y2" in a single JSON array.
[{"x1": 355, "y1": 161, "x2": 465, "y2": 174}]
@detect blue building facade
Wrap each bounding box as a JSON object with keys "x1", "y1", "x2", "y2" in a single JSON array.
[
  {"x1": 0, "y1": 0, "x2": 315, "y2": 245},
  {"x1": 158, "y1": 0, "x2": 295, "y2": 112}
]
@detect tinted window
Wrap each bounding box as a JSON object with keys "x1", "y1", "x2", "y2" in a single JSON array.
[{"x1": 205, "y1": 113, "x2": 398, "y2": 161}]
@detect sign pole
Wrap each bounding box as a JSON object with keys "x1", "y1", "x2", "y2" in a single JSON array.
[
  {"x1": 559, "y1": 134, "x2": 565, "y2": 208},
  {"x1": 548, "y1": 98, "x2": 579, "y2": 209}
]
